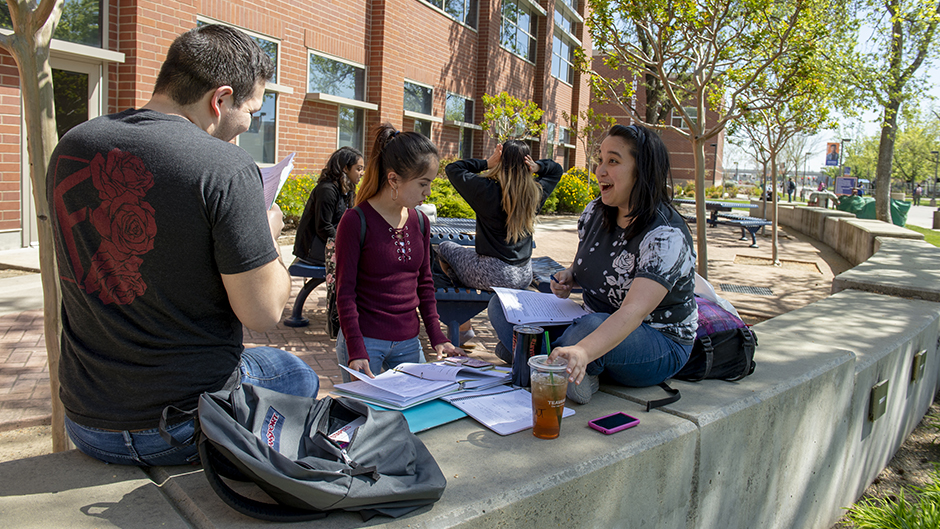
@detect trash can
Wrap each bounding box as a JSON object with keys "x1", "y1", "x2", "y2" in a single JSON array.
[{"x1": 933, "y1": 209, "x2": 940, "y2": 230}]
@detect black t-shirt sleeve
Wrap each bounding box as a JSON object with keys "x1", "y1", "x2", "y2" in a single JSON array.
[{"x1": 209, "y1": 163, "x2": 279, "y2": 275}]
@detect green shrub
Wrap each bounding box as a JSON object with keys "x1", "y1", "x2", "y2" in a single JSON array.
[
  {"x1": 684, "y1": 181, "x2": 696, "y2": 197},
  {"x1": 276, "y1": 173, "x2": 318, "y2": 226},
  {"x1": 551, "y1": 167, "x2": 595, "y2": 213},
  {"x1": 843, "y1": 466, "x2": 940, "y2": 528},
  {"x1": 428, "y1": 177, "x2": 475, "y2": 219},
  {"x1": 705, "y1": 185, "x2": 723, "y2": 199}
]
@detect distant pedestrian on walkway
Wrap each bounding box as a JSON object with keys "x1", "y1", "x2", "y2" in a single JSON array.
[
  {"x1": 914, "y1": 184, "x2": 923, "y2": 206},
  {"x1": 46, "y1": 25, "x2": 320, "y2": 466},
  {"x1": 787, "y1": 178, "x2": 796, "y2": 202}
]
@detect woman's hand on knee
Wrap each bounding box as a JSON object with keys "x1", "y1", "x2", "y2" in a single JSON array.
[
  {"x1": 549, "y1": 345, "x2": 589, "y2": 384},
  {"x1": 348, "y1": 359, "x2": 374, "y2": 378}
]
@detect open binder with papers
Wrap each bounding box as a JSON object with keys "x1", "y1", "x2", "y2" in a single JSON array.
[
  {"x1": 492, "y1": 287, "x2": 590, "y2": 326},
  {"x1": 441, "y1": 386, "x2": 575, "y2": 436},
  {"x1": 333, "y1": 362, "x2": 510, "y2": 411}
]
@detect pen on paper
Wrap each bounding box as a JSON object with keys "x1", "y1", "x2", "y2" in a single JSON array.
[{"x1": 550, "y1": 273, "x2": 557, "y2": 283}]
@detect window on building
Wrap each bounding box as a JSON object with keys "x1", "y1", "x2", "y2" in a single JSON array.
[
  {"x1": 500, "y1": 0, "x2": 537, "y2": 62},
  {"x1": 545, "y1": 122, "x2": 556, "y2": 159},
  {"x1": 671, "y1": 107, "x2": 697, "y2": 130},
  {"x1": 422, "y1": 0, "x2": 478, "y2": 28},
  {"x1": 338, "y1": 106, "x2": 364, "y2": 152},
  {"x1": 414, "y1": 120, "x2": 432, "y2": 138},
  {"x1": 445, "y1": 93, "x2": 474, "y2": 123},
  {"x1": 404, "y1": 81, "x2": 433, "y2": 115},
  {"x1": 239, "y1": 92, "x2": 277, "y2": 164},
  {"x1": 445, "y1": 93, "x2": 476, "y2": 159},
  {"x1": 308, "y1": 54, "x2": 366, "y2": 101},
  {"x1": 2, "y1": 0, "x2": 102, "y2": 47},
  {"x1": 551, "y1": 3, "x2": 579, "y2": 84}
]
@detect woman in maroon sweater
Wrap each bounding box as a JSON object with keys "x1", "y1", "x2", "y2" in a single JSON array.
[{"x1": 334, "y1": 123, "x2": 461, "y2": 381}]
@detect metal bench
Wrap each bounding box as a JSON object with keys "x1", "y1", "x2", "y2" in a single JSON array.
[
  {"x1": 530, "y1": 256, "x2": 582, "y2": 294},
  {"x1": 714, "y1": 213, "x2": 773, "y2": 248}
]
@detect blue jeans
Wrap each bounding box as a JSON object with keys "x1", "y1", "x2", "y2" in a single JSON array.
[
  {"x1": 65, "y1": 346, "x2": 319, "y2": 467},
  {"x1": 487, "y1": 296, "x2": 692, "y2": 387},
  {"x1": 335, "y1": 330, "x2": 422, "y2": 383}
]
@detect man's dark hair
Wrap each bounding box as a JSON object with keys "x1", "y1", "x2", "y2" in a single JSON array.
[{"x1": 153, "y1": 24, "x2": 275, "y2": 107}]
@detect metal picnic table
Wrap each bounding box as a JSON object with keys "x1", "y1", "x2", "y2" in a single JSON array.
[{"x1": 673, "y1": 198, "x2": 758, "y2": 226}]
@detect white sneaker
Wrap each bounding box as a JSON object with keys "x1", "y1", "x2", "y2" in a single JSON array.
[
  {"x1": 566, "y1": 374, "x2": 599, "y2": 404},
  {"x1": 458, "y1": 328, "x2": 475, "y2": 346}
]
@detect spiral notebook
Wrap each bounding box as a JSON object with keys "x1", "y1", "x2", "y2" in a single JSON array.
[{"x1": 441, "y1": 386, "x2": 575, "y2": 436}]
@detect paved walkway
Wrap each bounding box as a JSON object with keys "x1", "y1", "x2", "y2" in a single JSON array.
[{"x1": 0, "y1": 204, "x2": 935, "y2": 436}]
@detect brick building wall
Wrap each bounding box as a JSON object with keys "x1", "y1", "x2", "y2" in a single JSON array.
[{"x1": 0, "y1": 0, "x2": 592, "y2": 249}]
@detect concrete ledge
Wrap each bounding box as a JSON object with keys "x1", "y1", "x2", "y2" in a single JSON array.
[
  {"x1": 155, "y1": 393, "x2": 699, "y2": 528},
  {"x1": 0, "y1": 450, "x2": 190, "y2": 527},
  {"x1": 830, "y1": 219, "x2": 924, "y2": 266},
  {"x1": 832, "y1": 238, "x2": 940, "y2": 302}
]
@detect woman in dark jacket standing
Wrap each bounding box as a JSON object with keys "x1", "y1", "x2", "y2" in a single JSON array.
[{"x1": 293, "y1": 146, "x2": 364, "y2": 265}]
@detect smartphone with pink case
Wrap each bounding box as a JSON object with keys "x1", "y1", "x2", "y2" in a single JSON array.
[{"x1": 588, "y1": 412, "x2": 640, "y2": 434}]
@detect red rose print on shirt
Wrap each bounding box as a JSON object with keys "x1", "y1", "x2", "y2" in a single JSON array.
[
  {"x1": 90, "y1": 149, "x2": 154, "y2": 200},
  {"x1": 63, "y1": 149, "x2": 157, "y2": 305},
  {"x1": 84, "y1": 241, "x2": 147, "y2": 305}
]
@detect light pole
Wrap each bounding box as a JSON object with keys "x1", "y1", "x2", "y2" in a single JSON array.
[
  {"x1": 931, "y1": 151, "x2": 939, "y2": 207},
  {"x1": 710, "y1": 143, "x2": 718, "y2": 187},
  {"x1": 734, "y1": 162, "x2": 739, "y2": 181},
  {"x1": 840, "y1": 138, "x2": 852, "y2": 181}
]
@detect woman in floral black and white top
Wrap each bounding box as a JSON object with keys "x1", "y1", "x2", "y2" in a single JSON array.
[{"x1": 487, "y1": 124, "x2": 697, "y2": 404}]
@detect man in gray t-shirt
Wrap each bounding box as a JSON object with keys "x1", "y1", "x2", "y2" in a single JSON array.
[{"x1": 47, "y1": 25, "x2": 319, "y2": 466}]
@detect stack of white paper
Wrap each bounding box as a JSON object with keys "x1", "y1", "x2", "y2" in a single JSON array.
[
  {"x1": 492, "y1": 287, "x2": 590, "y2": 326},
  {"x1": 333, "y1": 362, "x2": 510, "y2": 410}
]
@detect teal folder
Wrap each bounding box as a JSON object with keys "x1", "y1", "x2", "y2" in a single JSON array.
[{"x1": 369, "y1": 399, "x2": 467, "y2": 433}]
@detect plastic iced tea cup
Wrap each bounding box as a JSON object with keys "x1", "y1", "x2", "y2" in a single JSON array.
[{"x1": 528, "y1": 354, "x2": 568, "y2": 439}]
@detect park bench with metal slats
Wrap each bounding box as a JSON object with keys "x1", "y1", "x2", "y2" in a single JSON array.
[{"x1": 713, "y1": 212, "x2": 773, "y2": 248}]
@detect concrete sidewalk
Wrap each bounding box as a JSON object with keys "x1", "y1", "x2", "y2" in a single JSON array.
[{"x1": 0, "y1": 211, "x2": 868, "y2": 436}]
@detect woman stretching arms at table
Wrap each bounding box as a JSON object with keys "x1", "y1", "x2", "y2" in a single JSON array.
[{"x1": 487, "y1": 124, "x2": 698, "y2": 403}]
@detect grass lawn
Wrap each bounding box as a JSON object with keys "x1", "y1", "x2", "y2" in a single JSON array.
[{"x1": 904, "y1": 224, "x2": 940, "y2": 247}]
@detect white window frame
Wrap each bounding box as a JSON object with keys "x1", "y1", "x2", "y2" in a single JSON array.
[
  {"x1": 671, "y1": 107, "x2": 697, "y2": 130},
  {"x1": 500, "y1": 0, "x2": 545, "y2": 63},
  {"x1": 305, "y1": 50, "x2": 375, "y2": 110},
  {"x1": 403, "y1": 79, "x2": 442, "y2": 123},
  {"x1": 443, "y1": 92, "x2": 482, "y2": 130},
  {"x1": 417, "y1": 0, "x2": 479, "y2": 29},
  {"x1": 196, "y1": 16, "x2": 292, "y2": 96},
  {"x1": 336, "y1": 105, "x2": 365, "y2": 152}
]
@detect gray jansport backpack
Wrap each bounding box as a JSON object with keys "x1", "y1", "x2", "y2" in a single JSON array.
[{"x1": 173, "y1": 384, "x2": 447, "y2": 522}]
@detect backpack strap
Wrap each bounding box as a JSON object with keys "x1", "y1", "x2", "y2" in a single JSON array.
[
  {"x1": 198, "y1": 438, "x2": 327, "y2": 522},
  {"x1": 643, "y1": 382, "x2": 681, "y2": 411},
  {"x1": 725, "y1": 327, "x2": 757, "y2": 381},
  {"x1": 353, "y1": 206, "x2": 366, "y2": 247}
]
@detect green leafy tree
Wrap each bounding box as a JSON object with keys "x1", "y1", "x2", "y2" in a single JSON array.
[
  {"x1": 587, "y1": 0, "x2": 840, "y2": 278},
  {"x1": 838, "y1": 0, "x2": 940, "y2": 222},
  {"x1": 562, "y1": 107, "x2": 616, "y2": 172},
  {"x1": 480, "y1": 92, "x2": 545, "y2": 143},
  {"x1": 0, "y1": 0, "x2": 66, "y2": 450}
]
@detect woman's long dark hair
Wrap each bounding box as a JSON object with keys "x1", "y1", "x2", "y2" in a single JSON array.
[
  {"x1": 318, "y1": 146, "x2": 362, "y2": 200},
  {"x1": 355, "y1": 123, "x2": 439, "y2": 206},
  {"x1": 483, "y1": 140, "x2": 542, "y2": 243},
  {"x1": 600, "y1": 124, "x2": 674, "y2": 241}
]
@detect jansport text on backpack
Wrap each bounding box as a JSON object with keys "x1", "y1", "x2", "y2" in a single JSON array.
[
  {"x1": 163, "y1": 384, "x2": 446, "y2": 522},
  {"x1": 674, "y1": 295, "x2": 757, "y2": 382}
]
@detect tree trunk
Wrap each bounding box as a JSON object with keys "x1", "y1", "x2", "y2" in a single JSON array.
[
  {"x1": 7, "y1": 22, "x2": 66, "y2": 452},
  {"x1": 692, "y1": 139, "x2": 708, "y2": 279},
  {"x1": 874, "y1": 100, "x2": 900, "y2": 224},
  {"x1": 770, "y1": 156, "x2": 779, "y2": 265}
]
